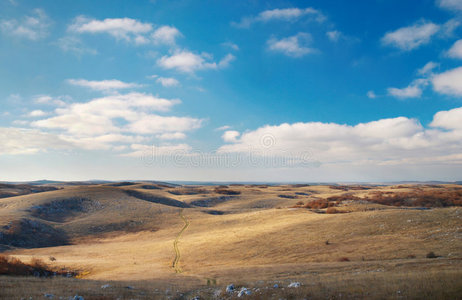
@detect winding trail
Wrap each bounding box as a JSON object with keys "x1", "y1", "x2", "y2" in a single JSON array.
[{"x1": 172, "y1": 208, "x2": 190, "y2": 273}]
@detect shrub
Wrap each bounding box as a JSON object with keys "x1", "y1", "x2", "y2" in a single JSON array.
[
  {"x1": 338, "y1": 257, "x2": 350, "y2": 262},
  {"x1": 214, "y1": 188, "x2": 241, "y2": 195},
  {"x1": 426, "y1": 251, "x2": 437, "y2": 259},
  {"x1": 0, "y1": 255, "x2": 76, "y2": 277},
  {"x1": 326, "y1": 207, "x2": 346, "y2": 214}
]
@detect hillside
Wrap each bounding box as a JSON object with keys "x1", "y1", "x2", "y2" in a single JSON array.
[{"x1": 0, "y1": 183, "x2": 461, "y2": 298}]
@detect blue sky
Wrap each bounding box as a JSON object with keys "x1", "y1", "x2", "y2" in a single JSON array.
[{"x1": 1, "y1": 0, "x2": 462, "y2": 182}]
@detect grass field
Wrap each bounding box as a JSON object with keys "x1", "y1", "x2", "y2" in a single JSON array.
[{"x1": 0, "y1": 182, "x2": 461, "y2": 299}]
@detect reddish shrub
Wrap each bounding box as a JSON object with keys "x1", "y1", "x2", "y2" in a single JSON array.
[
  {"x1": 326, "y1": 207, "x2": 346, "y2": 214},
  {"x1": 338, "y1": 257, "x2": 350, "y2": 262}
]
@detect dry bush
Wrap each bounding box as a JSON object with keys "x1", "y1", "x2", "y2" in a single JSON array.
[
  {"x1": 427, "y1": 251, "x2": 437, "y2": 259},
  {"x1": 214, "y1": 188, "x2": 241, "y2": 195},
  {"x1": 326, "y1": 207, "x2": 347, "y2": 214},
  {"x1": 364, "y1": 189, "x2": 462, "y2": 207},
  {"x1": 0, "y1": 255, "x2": 73, "y2": 277},
  {"x1": 338, "y1": 257, "x2": 350, "y2": 262},
  {"x1": 301, "y1": 199, "x2": 336, "y2": 209}
]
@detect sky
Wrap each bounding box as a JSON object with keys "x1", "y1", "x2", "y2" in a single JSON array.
[{"x1": 1, "y1": 0, "x2": 462, "y2": 182}]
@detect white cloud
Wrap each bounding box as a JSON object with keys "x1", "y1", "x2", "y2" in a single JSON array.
[
  {"x1": 157, "y1": 50, "x2": 234, "y2": 73},
  {"x1": 69, "y1": 16, "x2": 153, "y2": 44},
  {"x1": 32, "y1": 92, "x2": 182, "y2": 136},
  {"x1": 68, "y1": 17, "x2": 182, "y2": 46},
  {"x1": 233, "y1": 7, "x2": 325, "y2": 28},
  {"x1": 387, "y1": 84, "x2": 423, "y2": 99},
  {"x1": 57, "y1": 36, "x2": 97, "y2": 56},
  {"x1": 151, "y1": 25, "x2": 182, "y2": 45},
  {"x1": 431, "y1": 106, "x2": 462, "y2": 130},
  {"x1": 222, "y1": 130, "x2": 240, "y2": 142},
  {"x1": 28, "y1": 92, "x2": 201, "y2": 152},
  {"x1": 222, "y1": 42, "x2": 239, "y2": 51},
  {"x1": 0, "y1": 8, "x2": 51, "y2": 40},
  {"x1": 156, "y1": 77, "x2": 180, "y2": 87},
  {"x1": 267, "y1": 33, "x2": 315, "y2": 57},
  {"x1": 121, "y1": 143, "x2": 192, "y2": 157},
  {"x1": 432, "y1": 66, "x2": 462, "y2": 96},
  {"x1": 34, "y1": 95, "x2": 67, "y2": 106},
  {"x1": 218, "y1": 53, "x2": 235, "y2": 68},
  {"x1": 418, "y1": 61, "x2": 439, "y2": 75},
  {"x1": 381, "y1": 20, "x2": 440, "y2": 51},
  {"x1": 215, "y1": 125, "x2": 231, "y2": 131},
  {"x1": 326, "y1": 30, "x2": 341, "y2": 42},
  {"x1": 28, "y1": 110, "x2": 47, "y2": 117},
  {"x1": 447, "y1": 39, "x2": 462, "y2": 59},
  {"x1": 0, "y1": 127, "x2": 71, "y2": 155},
  {"x1": 68, "y1": 79, "x2": 142, "y2": 92},
  {"x1": 157, "y1": 132, "x2": 186, "y2": 140},
  {"x1": 217, "y1": 109, "x2": 462, "y2": 167},
  {"x1": 437, "y1": 0, "x2": 462, "y2": 11},
  {"x1": 367, "y1": 91, "x2": 377, "y2": 99}
]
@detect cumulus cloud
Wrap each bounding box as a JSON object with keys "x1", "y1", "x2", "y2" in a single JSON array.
[
  {"x1": 0, "y1": 127, "x2": 71, "y2": 155},
  {"x1": 217, "y1": 109, "x2": 462, "y2": 167},
  {"x1": 432, "y1": 66, "x2": 462, "y2": 96},
  {"x1": 367, "y1": 91, "x2": 377, "y2": 99},
  {"x1": 156, "y1": 77, "x2": 180, "y2": 87},
  {"x1": 233, "y1": 7, "x2": 325, "y2": 28},
  {"x1": 437, "y1": 0, "x2": 462, "y2": 11},
  {"x1": 34, "y1": 95, "x2": 68, "y2": 106},
  {"x1": 157, "y1": 50, "x2": 234, "y2": 73},
  {"x1": 447, "y1": 39, "x2": 462, "y2": 58},
  {"x1": 222, "y1": 42, "x2": 239, "y2": 51},
  {"x1": 56, "y1": 36, "x2": 97, "y2": 56},
  {"x1": 21, "y1": 92, "x2": 202, "y2": 153},
  {"x1": 151, "y1": 25, "x2": 182, "y2": 45},
  {"x1": 267, "y1": 33, "x2": 315, "y2": 57},
  {"x1": 387, "y1": 81, "x2": 425, "y2": 99},
  {"x1": 28, "y1": 110, "x2": 47, "y2": 117},
  {"x1": 0, "y1": 8, "x2": 51, "y2": 40},
  {"x1": 418, "y1": 61, "x2": 439, "y2": 75},
  {"x1": 381, "y1": 20, "x2": 440, "y2": 51},
  {"x1": 68, "y1": 79, "x2": 142, "y2": 92},
  {"x1": 326, "y1": 30, "x2": 341, "y2": 42},
  {"x1": 68, "y1": 16, "x2": 152, "y2": 44},
  {"x1": 68, "y1": 16, "x2": 182, "y2": 46},
  {"x1": 222, "y1": 130, "x2": 240, "y2": 142}
]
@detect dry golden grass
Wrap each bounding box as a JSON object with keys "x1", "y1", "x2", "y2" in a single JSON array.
[{"x1": 0, "y1": 182, "x2": 461, "y2": 298}]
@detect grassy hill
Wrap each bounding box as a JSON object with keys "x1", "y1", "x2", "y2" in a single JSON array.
[{"x1": 0, "y1": 183, "x2": 461, "y2": 299}]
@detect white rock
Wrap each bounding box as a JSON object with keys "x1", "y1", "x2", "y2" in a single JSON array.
[
  {"x1": 288, "y1": 282, "x2": 301, "y2": 288},
  {"x1": 101, "y1": 284, "x2": 110, "y2": 289},
  {"x1": 226, "y1": 284, "x2": 235, "y2": 293}
]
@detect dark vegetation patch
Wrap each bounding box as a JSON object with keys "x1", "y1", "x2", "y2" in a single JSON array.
[
  {"x1": 106, "y1": 182, "x2": 137, "y2": 187},
  {"x1": 278, "y1": 194, "x2": 297, "y2": 199},
  {"x1": 125, "y1": 190, "x2": 190, "y2": 208},
  {"x1": 191, "y1": 196, "x2": 234, "y2": 207},
  {"x1": 214, "y1": 187, "x2": 241, "y2": 195},
  {"x1": 0, "y1": 255, "x2": 77, "y2": 277},
  {"x1": 295, "y1": 192, "x2": 310, "y2": 196},
  {"x1": 139, "y1": 185, "x2": 162, "y2": 190},
  {"x1": 0, "y1": 219, "x2": 69, "y2": 248},
  {"x1": 28, "y1": 197, "x2": 101, "y2": 222},
  {"x1": 88, "y1": 220, "x2": 152, "y2": 234},
  {"x1": 202, "y1": 210, "x2": 225, "y2": 215},
  {"x1": 167, "y1": 187, "x2": 208, "y2": 195},
  {"x1": 363, "y1": 190, "x2": 462, "y2": 207},
  {"x1": 290, "y1": 184, "x2": 311, "y2": 188},
  {"x1": 0, "y1": 184, "x2": 58, "y2": 199},
  {"x1": 329, "y1": 185, "x2": 372, "y2": 191}
]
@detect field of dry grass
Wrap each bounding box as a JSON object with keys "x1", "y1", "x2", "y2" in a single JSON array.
[{"x1": 0, "y1": 182, "x2": 461, "y2": 299}]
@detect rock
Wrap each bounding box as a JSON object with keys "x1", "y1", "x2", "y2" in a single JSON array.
[
  {"x1": 124, "y1": 286, "x2": 134, "y2": 290},
  {"x1": 238, "y1": 287, "x2": 251, "y2": 297},
  {"x1": 44, "y1": 294, "x2": 54, "y2": 299},
  {"x1": 72, "y1": 296, "x2": 84, "y2": 300},
  {"x1": 226, "y1": 284, "x2": 235, "y2": 293},
  {"x1": 288, "y1": 282, "x2": 301, "y2": 288},
  {"x1": 101, "y1": 284, "x2": 110, "y2": 289},
  {"x1": 213, "y1": 289, "x2": 222, "y2": 297}
]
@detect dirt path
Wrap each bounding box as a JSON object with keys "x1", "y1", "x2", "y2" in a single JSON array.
[{"x1": 172, "y1": 208, "x2": 190, "y2": 273}]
